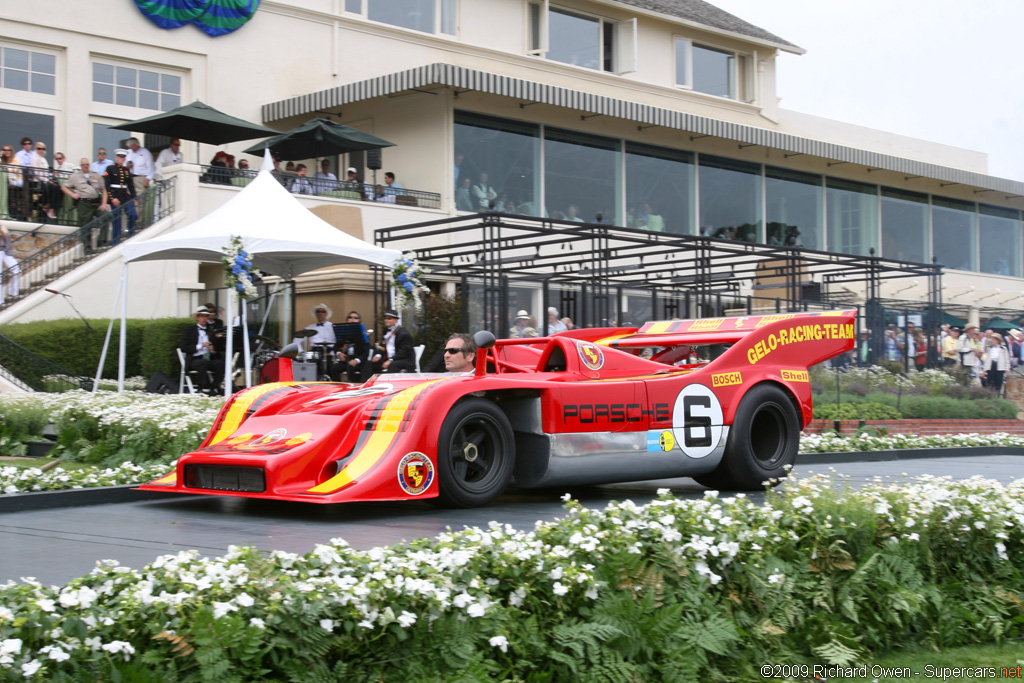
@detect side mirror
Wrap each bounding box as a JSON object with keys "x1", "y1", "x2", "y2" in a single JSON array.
[
  {"x1": 473, "y1": 330, "x2": 496, "y2": 349},
  {"x1": 473, "y1": 330, "x2": 496, "y2": 376}
]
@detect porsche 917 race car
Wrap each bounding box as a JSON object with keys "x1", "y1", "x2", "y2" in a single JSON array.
[{"x1": 140, "y1": 310, "x2": 855, "y2": 507}]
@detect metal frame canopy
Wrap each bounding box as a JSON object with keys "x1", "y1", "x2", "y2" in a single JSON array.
[{"x1": 375, "y1": 213, "x2": 942, "y2": 341}]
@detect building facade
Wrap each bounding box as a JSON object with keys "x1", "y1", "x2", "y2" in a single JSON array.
[{"x1": 2, "y1": 0, "x2": 1022, "y2": 326}]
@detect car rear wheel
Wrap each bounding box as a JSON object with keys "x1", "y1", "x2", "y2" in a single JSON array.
[
  {"x1": 434, "y1": 398, "x2": 515, "y2": 508},
  {"x1": 694, "y1": 384, "x2": 799, "y2": 491}
]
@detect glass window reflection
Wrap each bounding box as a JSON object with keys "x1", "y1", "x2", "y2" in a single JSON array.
[
  {"x1": 626, "y1": 143, "x2": 693, "y2": 235},
  {"x1": 881, "y1": 188, "x2": 928, "y2": 263},
  {"x1": 368, "y1": 0, "x2": 435, "y2": 33},
  {"x1": 979, "y1": 204, "x2": 1019, "y2": 276},
  {"x1": 544, "y1": 128, "x2": 618, "y2": 224},
  {"x1": 826, "y1": 178, "x2": 878, "y2": 256},
  {"x1": 932, "y1": 197, "x2": 975, "y2": 271},
  {"x1": 766, "y1": 167, "x2": 821, "y2": 249},
  {"x1": 454, "y1": 111, "x2": 540, "y2": 216},
  {"x1": 693, "y1": 44, "x2": 734, "y2": 98},
  {"x1": 699, "y1": 155, "x2": 760, "y2": 242}
]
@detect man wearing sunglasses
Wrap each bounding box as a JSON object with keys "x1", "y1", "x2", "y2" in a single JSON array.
[{"x1": 443, "y1": 333, "x2": 477, "y2": 373}]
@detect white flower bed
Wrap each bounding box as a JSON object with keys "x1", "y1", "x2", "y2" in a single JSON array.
[
  {"x1": 0, "y1": 462, "x2": 176, "y2": 495},
  {"x1": 800, "y1": 431, "x2": 1024, "y2": 453},
  {"x1": 0, "y1": 474, "x2": 1021, "y2": 679}
]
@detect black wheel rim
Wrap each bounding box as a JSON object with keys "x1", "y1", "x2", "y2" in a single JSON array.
[
  {"x1": 749, "y1": 402, "x2": 788, "y2": 467},
  {"x1": 446, "y1": 414, "x2": 505, "y2": 493}
]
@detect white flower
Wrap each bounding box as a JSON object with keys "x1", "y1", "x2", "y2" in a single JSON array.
[
  {"x1": 560, "y1": 493, "x2": 572, "y2": 502},
  {"x1": 552, "y1": 582, "x2": 569, "y2": 596},
  {"x1": 320, "y1": 619, "x2": 334, "y2": 632},
  {"x1": 767, "y1": 572, "x2": 785, "y2": 585},
  {"x1": 100, "y1": 641, "x2": 135, "y2": 661},
  {"x1": 235, "y1": 592, "x2": 255, "y2": 607},
  {"x1": 249, "y1": 617, "x2": 266, "y2": 629},
  {"x1": 489, "y1": 635, "x2": 509, "y2": 653},
  {"x1": 42, "y1": 646, "x2": 70, "y2": 662},
  {"x1": 397, "y1": 611, "x2": 417, "y2": 628},
  {"x1": 20, "y1": 660, "x2": 42, "y2": 677},
  {"x1": 1, "y1": 639, "x2": 22, "y2": 657}
]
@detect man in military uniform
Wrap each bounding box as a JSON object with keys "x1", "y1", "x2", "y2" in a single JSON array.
[
  {"x1": 104, "y1": 149, "x2": 136, "y2": 245},
  {"x1": 62, "y1": 157, "x2": 110, "y2": 250}
]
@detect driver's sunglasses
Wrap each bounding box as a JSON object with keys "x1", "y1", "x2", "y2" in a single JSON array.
[{"x1": 444, "y1": 347, "x2": 465, "y2": 355}]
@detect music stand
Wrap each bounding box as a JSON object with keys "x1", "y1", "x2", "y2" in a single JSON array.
[{"x1": 333, "y1": 323, "x2": 369, "y2": 344}]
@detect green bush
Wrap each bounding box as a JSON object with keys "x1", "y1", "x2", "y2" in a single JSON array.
[
  {"x1": 0, "y1": 317, "x2": 191, "y2": 379},
  {"x1": 814, "y1": 402, "x2": 902, "y2": 420},
  {"x1": 812, "y1": 388, "x2": 1018, "y2": 420},
  {"x1": 415, "y1": 294, "x2": 462, "y2": 371}
]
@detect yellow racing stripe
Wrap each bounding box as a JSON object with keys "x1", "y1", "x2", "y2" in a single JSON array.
[
  {"x1": 150, "y1": 471, "x2": 177, "y2": 485},
  {"x1": 308, "y1": 379, "x2": 446, "y2": 494},
  {"x1": 207, "y1": 383, "x2": 297, "y2": 446}
]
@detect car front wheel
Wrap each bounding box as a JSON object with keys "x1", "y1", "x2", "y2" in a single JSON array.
[{"x1": 435, "y1": 398, "x2": 515, "y2": 507}]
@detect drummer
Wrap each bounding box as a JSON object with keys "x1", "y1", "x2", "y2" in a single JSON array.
[{"x1": 293, "y1": 303, "x2": 336, "y2": 352}]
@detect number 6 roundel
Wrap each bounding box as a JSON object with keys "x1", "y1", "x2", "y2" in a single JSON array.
[{"x1": 671, "y1": 384, "x2": 724, "y2": 459}]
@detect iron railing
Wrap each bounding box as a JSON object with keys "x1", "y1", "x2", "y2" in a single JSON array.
[
  {"x1": 0, "y1": 331, "x2": 91, "y2": 392},
  {"x1": 0, "y1": 164, "x2": 79, "y2": 226},
  {"x1": 0, "y1": 178, "x2": 176, "y2": 308},
  {"x1": 198, "y1": 166, "x2": 441, "y2": 209}
]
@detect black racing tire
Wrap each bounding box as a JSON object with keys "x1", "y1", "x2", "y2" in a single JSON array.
[
  {"x1": 434, "y1": 398, "x2": 515, "y2": 508},
  {"x1": 693, "y1": 383, "x2": 799, "y2": 491}
]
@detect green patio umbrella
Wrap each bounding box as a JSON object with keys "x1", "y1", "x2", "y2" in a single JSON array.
[
  {"x1": 109, "y1": 100, "x2": 278, "y2": 145},
  {"x1": 982, "y1": 316, "x2": 1018, "y2": 331},
  {"x1": 243, "y1": 118, "x2": 395, "y2": 160}
]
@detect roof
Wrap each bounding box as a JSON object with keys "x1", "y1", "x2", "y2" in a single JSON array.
[
  {"x1": 613, "y1": 0, "x2": 801, "y2": 51},
  {"x1": 263, "y1": 63, "x2": 1024, "y2": 197}
]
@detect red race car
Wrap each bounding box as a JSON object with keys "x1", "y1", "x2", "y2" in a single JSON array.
[{"x1": 140, "y1": 310, "x2": 855, "y2": 507}]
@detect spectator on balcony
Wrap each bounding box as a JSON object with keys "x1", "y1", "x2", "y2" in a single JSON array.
[
  {"x1": 105, "y1": 149, "x2": 137, "y2": 245},
  {"x1": 30, "y1": 141, "x2": 60, "y2": 221},
  {"x1": 202, "y1": 151, "x2": 232, "y2": 185},
  {"x1": 91, "y1": 148, "x2": 114, "y2": 174},
  {"x1": 54, "y1": 153, "x2": 74, "y2": 172},
  {"x1": 238, "y1": 159, "x2": 250, "y2": 171},
  {"x1": 63, "y1": 158, "x2": 109, "y2": 239},
  {"x1": 0, "y1": 225, "x2": 20, "y2": 305},
  {"x1": 453, "y1": 153, "x2": 463, "y2": 185},
  {"x1": 1, "y1": 145, "x2": 24, "y2": 217},
  {"x1": 565, "y1": 204, "x2": 583, "y2": 223},
  {"x1": 290, "y1": 164, "x2": 315, "y2": 195},
  {"x1": 471, "y1": 172, "x2": 497, "y2": 210},
  {"x1": 314, "y1": 159, "x2": 337, "y2": 193},
  {"x1": 154, "y1": 139, "x2": 183, "y2": 181},
  {"x1": 383, "y1": 171, "x2": 403, "y2": 197},
  {"x1": 15, "y1": 138, "x2": 34, "y2": 167},
  {"x1": 125, "y1": 138, "x2": 155, "y2": 195},
  {"x1": 455, "y1": 177, "x2": 474, "y2": 211}
]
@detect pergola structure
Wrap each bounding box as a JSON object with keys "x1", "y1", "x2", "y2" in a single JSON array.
[{"x1": 376, "y1": 213, "x2": 946, "y2": 361}]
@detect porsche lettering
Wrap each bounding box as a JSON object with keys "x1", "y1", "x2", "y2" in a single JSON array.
[
  {"x1": 563, "y1": 403, "x2": 670, "y2": 424},
  {"x1": 748, "y1": 323, "x2": 855, "y2": 364}
]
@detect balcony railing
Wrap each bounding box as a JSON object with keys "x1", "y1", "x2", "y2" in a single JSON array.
[
  {"x1": 0, "y1": 164, "x2": 80, "y2": 226},
  {"x1": 0, "y1": 179, "x2": 175, "y2": 309},
  {"x1": 0, "y1": 331, "x2": 91, "y2": 392},
  {"x1": 198, "y1": 166, "x2": 441, "y2": 209}
]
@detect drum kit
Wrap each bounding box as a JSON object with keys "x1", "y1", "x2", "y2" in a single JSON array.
[{"x1": 292, "y1": 329, "x2": 335, "y2": 380}]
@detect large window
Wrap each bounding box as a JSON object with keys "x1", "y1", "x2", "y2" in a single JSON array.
[
  {"x1": 454, "y1": 111, "x2": 540, "y2": 215},
  {"x1": 825, "y1": 178, "x2": 878, "y2": 256},
  {"x1": 932, "y1": 197, "x2": 975, "y2": 271},
  {"x1": 625, "y1": 143, "x2": 693, "y2": 235},
  {"x1": 348, "y1": 0, "x2": 456, "y2": 35},
  {"x1": 544, "y1": 128, "x2": 619, "y2": 224},
  {"x1": 1, "y1": 45, "x2": 55, "y2": 95},
  {"x1": 93, "y1": 62, "x2": 181, "y2": 111},
  {"x1": 699, "y1": 155, "x2": 760, "y2": 242},
  {"x1": 530, "y1": 3, "x2": 636, "y2": 73},
  {"x1": 0, "y1": 109, "x2": 53, "y2": 161},
  {"x1": 881, "y1": 188, "x2": 928, "y2": 263},
  {"x1": 765, "y1": 167, "x2": 822, "y2": 249},
  {"x1": 675, "y1": 39, "x2": 750, "y2": 100},
  {"x1": 979, "y1": 204, "x2": 1020, "y2": 276}
]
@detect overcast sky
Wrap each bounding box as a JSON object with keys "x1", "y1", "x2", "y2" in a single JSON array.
[{"x1": 707, "y1": 0, "x2": 1024, "y2": 183}]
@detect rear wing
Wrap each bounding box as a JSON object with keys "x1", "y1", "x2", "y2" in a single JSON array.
[{"x1": 593, "y1": 310, "x2": 857, "y2": 368}]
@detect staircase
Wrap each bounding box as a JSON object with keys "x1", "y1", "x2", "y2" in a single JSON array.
[
  {"x1": 0, "y1": 179, "x2": 175, "y2": 312},
  {"x1": 0, "y1": 331, "x2": 91, "y2": 392}
]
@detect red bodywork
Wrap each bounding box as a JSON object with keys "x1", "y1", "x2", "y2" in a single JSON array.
[{"x1": 139, "y1": 310, "x2": 855, "y2": 503}]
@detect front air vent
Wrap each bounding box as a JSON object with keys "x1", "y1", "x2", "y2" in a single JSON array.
[{"x1": 183, "y1": 465, "x2": 266, "y2": 492}]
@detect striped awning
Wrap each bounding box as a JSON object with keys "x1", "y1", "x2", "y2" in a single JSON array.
[{"x1": 262, "y1": 63, "x2": 1024, "y2": 197}]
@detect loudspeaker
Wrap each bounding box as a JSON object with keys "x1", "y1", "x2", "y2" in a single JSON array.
[
  {"x1": 366, "y1": 147, "x2": 382, "y2": 170},
  {"x1": 145, "y1": 371, "x2": 178, "y2": 394},
  {"x1": 291, "y1": 361, "x2": 318, "y2": 382},
  {"x1": 801, "y1": 282, "x2": 822, "y2": 301}
]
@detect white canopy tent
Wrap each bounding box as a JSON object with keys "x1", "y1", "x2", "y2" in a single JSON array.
[{"x1": 101, "y1": 150, "x2": 402, "y2": 395}]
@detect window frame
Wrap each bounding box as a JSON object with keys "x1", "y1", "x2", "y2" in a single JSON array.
[
  {"x1": 0, "y1": 42, "x2": 59, "y2": 102},
  {"x1": 91, "y1": 59, "x2": 184, "y2": 113},
  {"x1": 345, "y1": 0, "x2": 457, "y2": 36},
  {"x1": 674, "y1": 36, "x2": 754, "y2": 102},
  {"x1": 529, "y1": 2, "x2": 636, "y2": 74}
]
